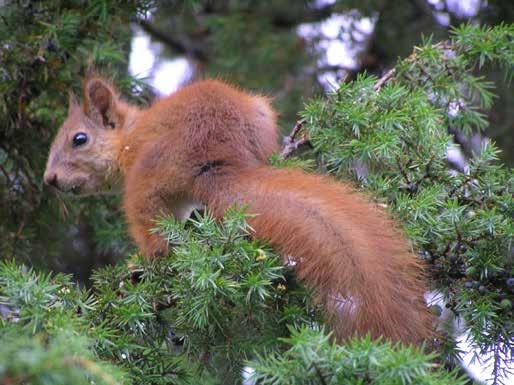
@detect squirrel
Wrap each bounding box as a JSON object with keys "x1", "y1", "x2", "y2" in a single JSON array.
[{"x1": 44, "y1": 77, "x2": 434, "y2": 344}]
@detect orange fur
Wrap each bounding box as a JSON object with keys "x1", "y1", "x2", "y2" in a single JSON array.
[
  {"x1": 194, "y1": 167, "x2": 433, "y2": 343},
  {"x1": 45, "y1": 77, "x2": 433, "y2": 344}
]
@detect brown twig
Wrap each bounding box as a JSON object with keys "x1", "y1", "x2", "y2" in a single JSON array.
[
  {"x1": 289, "y1": 118, "x2": 306, "y2": 141},
  {"x1": 373, "y1": 68, "x2": 396, "y2": 91},
  {"x1": 279, "y1": 118, "x2": 313, "y2": 159}
]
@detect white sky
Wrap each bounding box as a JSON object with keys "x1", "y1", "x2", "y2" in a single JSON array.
[{"x1": 129, "y1": 26, "x2": 192, "y2": 96}]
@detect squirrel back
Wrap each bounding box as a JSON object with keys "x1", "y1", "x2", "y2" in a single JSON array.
[{"x1": 119, "y1": 79, "x2": 279, "y2": 173}]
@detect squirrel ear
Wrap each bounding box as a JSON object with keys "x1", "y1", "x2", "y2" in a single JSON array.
[{"x1": 83, "y1": 78, "x2": 123, "y2": 129}]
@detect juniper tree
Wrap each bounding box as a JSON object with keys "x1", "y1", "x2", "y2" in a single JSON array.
[
  {"x1": 0, "y1": 210, "x2": 466, "y2": 385},
  {"x1": 296, "y1": 23, "x2": 514, "y2": 384},
  {"x1": 0, "y1": 2, "x2": 513, "y2": 385}
]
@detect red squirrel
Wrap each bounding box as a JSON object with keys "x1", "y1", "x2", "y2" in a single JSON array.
[{"x1": 44, "y1": 77, "x2": 433, "y2": 344}]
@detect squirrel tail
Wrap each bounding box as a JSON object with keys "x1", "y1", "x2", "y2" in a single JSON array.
[{"x1": 200, "y1": 166, "x2": 434, "y2": 344}]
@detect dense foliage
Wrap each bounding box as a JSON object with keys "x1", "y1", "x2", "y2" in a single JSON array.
[
  {"x1": 0, "y1": 210, "x2": 462, "y2": 385},
  {"x1": 252, "y1": 328, "x2": 465, "y2": 385},
  {"x1": 1, "y1": 1, "x2": 513, "y2": 384},
  {"x1": 302, "y1": 23, "x2": 514, "y2": 383}
]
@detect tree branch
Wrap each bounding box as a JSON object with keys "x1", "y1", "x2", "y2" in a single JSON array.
[
  {"x1": 137, "y1": 20, "x2": 208, "y2": 63},
  {"x1": 373, "y1": 68, "x2": 396, "y2": 91},
  {"x1": 281, "y1": 58, "x2": 397, "y2": 162},
  {"x1": 280, "y1": 118, "x2": 313, "y2": 159},
  {"x1": 270, "y1": 3, "x2": 341, "y2": 28}
]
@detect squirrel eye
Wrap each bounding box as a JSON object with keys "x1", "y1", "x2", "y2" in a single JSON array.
[{"x1": 72, "y1": 132, "x2": 88, "y2": 148}]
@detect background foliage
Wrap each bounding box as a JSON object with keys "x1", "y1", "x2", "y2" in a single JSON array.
[
  {"x1": 0, "y1": 1, "x2": 513, "y2": 384},
  {"x1": 0, "y1": 0, "x2": 156, "y2": 279}
]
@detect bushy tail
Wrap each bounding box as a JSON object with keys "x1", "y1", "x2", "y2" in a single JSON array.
[{"x1": 203, "y1": 166, "x2": 433, "y2": 344}]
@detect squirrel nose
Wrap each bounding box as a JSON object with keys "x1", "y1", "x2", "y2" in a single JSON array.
[{"x1": 44, "y1": 172, "x2": 58, "y2": 187}]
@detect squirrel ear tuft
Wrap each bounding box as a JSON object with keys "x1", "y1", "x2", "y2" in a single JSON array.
[
  {"x1": 83, "y1": 78, "x2": 122, "y2": 129},
  {"x1": 68, "y1": 92, "x2": 79, "y2": 113}
]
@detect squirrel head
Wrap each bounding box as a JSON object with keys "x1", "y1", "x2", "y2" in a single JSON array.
[{"x1": 44, "y1": 77, "x2": 135, "y2": 196}]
